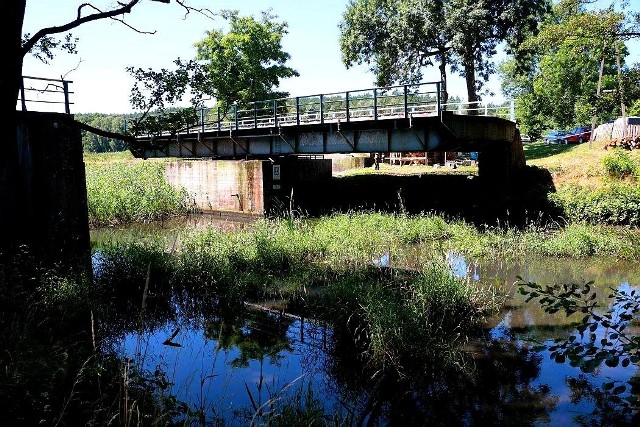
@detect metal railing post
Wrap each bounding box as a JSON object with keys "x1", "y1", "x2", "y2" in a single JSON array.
[
  {"x1": 320, "y1": 94, "x2": 324, "y2": 124},
  {"x1": 403, "y1": 85, "x2": 408, "y2": 119},
  {"x1": 234, "y1": 104, "x2": 238, "y2": 130},
  {"x1": 345, "y1": 91, "x2": 350, "y2": 122},
  {"x1": 273, "y1": 99, "x2": 278, "y2": 127},
  {"x1": 484, "y1": 103, "x2": 488, "y2": 116},
  {"x1": 296, "y1": 97, "x2": 300, "y2": 126},
  {"x1": 62, "y1": 79, "x2": 70, "y2": 114},
  {"x1": 373, "y1": 88, "x2": 378, "y2": 121},
  {"x1": 200, "y1": 106, "x2": 205, "y2": 133},
  {"x1": 217, "y1": 106, "x2": 221, "y2": 131}
]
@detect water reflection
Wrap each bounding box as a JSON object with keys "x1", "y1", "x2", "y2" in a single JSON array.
[
  {"x1": 89, "y1": 227, "x2": 640, "y2": 425},
  {"x1": 90, "y1": 213, "x2": 256, "y2": 247}
]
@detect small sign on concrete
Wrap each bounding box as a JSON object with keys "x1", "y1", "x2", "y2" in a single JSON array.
[{"x1": 273, "y1": 164, "x2": 281, "y2": 181}]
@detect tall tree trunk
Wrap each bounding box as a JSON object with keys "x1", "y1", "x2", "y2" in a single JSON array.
[
  {"x1": 463, "y1": 55, "x2": 479, "y2": 116},
  {"x1": 438, "y1": 49, "x2": 449, "y2": 106},
  {"x1": 0, "y1": 0, "x2": 25, "y2": 115},
  {"x1": 0, "y1": 0, "x2": 27, "y2": 253}
]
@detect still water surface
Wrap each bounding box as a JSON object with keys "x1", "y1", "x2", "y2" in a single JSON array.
[{"x1": 93, "y1": 216, "x2": 639, "y2": 425}]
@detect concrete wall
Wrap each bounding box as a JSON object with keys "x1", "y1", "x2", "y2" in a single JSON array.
[
  {"x1": 2, "y1": 112, "x2": 91, "y2": 271},
  {"x1": 165, "y1": 160, "x2": 265, "y2": 215},
  {"x1": 165, "y1": 157, "x2": 333, "y2": 216}
]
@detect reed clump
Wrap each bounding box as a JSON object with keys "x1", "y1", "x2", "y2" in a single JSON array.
[{"x1": 85, "y1": 160, "x2": 190, "y2": 227}]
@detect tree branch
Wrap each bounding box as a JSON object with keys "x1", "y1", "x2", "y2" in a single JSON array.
[
  {"x1": 21, "y1": 0, "x2": 159, "y2": 58},
  {"x1": 174, "y1": 0, "x2": 216, "y2": 20},
  {"x1": 71, "y1": 118, "x2": 136, "y2": 145}
]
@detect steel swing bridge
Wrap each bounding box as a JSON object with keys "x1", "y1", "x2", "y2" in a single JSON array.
[
  {"x1": 17, "y1": 78, "x2": 519, "y2": 160},
  {"x1": 130, "y1": 81, "x2": 518, "y2": 159}
]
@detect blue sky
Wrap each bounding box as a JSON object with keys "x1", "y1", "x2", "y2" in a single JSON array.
[{"x1": 22, "y1": 0, "x2": 639, "y2": 114}]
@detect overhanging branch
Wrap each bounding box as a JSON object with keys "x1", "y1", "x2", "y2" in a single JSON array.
[
  {"x1": 20, "y1": 0, "x2": 169, "y2": 58},
  {"x1": 71, "y1": 119, "x2": 136, "y2": 145}
]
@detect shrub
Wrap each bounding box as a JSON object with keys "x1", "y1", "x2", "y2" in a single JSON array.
[
  {"x1": 602, "y1": 150, "x2": 638, "y2": 179},
  {"x1": 551, "y1": 184, "x2": 640, "y2": 226}
]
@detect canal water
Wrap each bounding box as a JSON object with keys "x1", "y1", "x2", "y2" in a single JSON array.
[{"x1": 92, "y1": 217, "x2": 640, "y2": 425}]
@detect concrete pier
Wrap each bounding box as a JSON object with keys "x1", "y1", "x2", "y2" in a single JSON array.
[{"x1": 164, "y1": 156, "x2": 332, "y2": 216}]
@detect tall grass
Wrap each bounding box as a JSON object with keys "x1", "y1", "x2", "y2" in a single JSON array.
[{"x1": 85, "y1": 160, "x2": 190, "y2": 226}]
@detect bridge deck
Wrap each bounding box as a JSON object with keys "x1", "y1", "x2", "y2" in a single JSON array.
[{"x1": 132, "y1": 82, "x2": 516, "y2": 159}]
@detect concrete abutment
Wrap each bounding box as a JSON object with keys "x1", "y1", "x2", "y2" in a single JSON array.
[{"x1": 1, "y1": 112, "x2": 90, "y2": 272}]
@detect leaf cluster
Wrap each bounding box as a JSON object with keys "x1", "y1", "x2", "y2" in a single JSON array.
[
  {"x1": 339, "y1": 0, "x2": 550, "y2": 98},
  {"x1": 126, "y1": 10, "x2": 298, "y2": 136},
  {"x1": 518, "y1": 277, "x2": 640, "y2": 384}
]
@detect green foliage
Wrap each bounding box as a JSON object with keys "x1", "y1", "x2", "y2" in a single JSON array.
[
  {"x1": 126, "y1": 10, "x2": 298, "y2": 135},
  {"x1": 629, "y1": 99, "x2": 640, "y2": 116},
  {"x1": 501, "y1": 0, "x2": 637, "y2": 134},
  {"x1": 551, "y1": 184, "x2": 640, "y2": 226},
  {"x1": 195, "y1": 10, "x2": 299, "y2": 108},
  {"x1": 339, "y1": 0, "x2": 549, "y2": 102},
  {"x1": 127, "y1": 59, "x2": 205, "y2": 136},
  {"x1": 518, "y1": 279, "x2": 640, "y2": 372},
  {"x1": 85, "y1": 161, "x2": 189, "y2": 226},
  {"x1": 602, "y1": 150, "x2": 638, "y2": 179},
  {"x1": 23, "y1": 32, "x2": 78, "y2": 63},
  {"x1": 518, "y1": 278, "x2": 640, "y2": 420},
  {"x1": 75, "y1": 113, "x2": 127, "y2": 152}
]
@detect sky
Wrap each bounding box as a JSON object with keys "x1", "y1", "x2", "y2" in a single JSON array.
[{"x1": 21, "y1": 0, "x2": 640, "y2": 115}]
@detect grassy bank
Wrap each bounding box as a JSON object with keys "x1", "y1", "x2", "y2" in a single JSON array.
[
  {"x1": 525, "y1": 143, "x2": 640, "y2": 226},
  {"x1": 85, "y1": 154, "x2": 190, "y2": 227}
]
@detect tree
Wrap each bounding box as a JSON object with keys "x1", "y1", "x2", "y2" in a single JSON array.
[
  {"x1": 500, "y1": 0, "x2": 640, "y2": 137},
  {"x1": 0, "y1": 0, "x2": 207, "y2": 253},
  {"x1": 339, "y1": 0, "x2": 549, "y2": 107},
  {"x1": 194, "y1": 10, "x2": 299, "y2": 108},
  {"x1": 126, "y1": 9, "x2": 298, "y2": 135},
  {"x1": 339, "y1": 0, "x2": 450, "y2": 99}
]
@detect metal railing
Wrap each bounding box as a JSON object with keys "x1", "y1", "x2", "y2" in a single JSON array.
[
  {"x1": 206, "y1": 81, "x2": 444, "y2": 132},
  {"x1": 156, "y1": 82, "x2": 516, "y2": 137},
  {"x1": 143, "y1": 81, "x2": 446, "y2": 137},
  {"x1": 17, "y1": 76, "x2": 74, "y2": 114},
  {"x1": 442, "y1": 100, "x2": 515, "y2": 120}
]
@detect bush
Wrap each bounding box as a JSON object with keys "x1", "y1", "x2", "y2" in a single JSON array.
[
  {"x1": 602, "y1": 150, "x2": 638, "y2": 179},
  {"x1": 551, "y1": 184, "x2": 640, "y2": 226}
]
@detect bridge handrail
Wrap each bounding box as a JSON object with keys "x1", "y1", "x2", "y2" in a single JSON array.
[
  {"x1": 136, "y1": 81, "x2": 515, "y2": 138},
  {"x1": 18, "y1": 76, "x2": 74, "y2": 114}
]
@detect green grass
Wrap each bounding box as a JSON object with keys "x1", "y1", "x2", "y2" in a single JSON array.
[
  {"x1": 83, "y1": 150, "x2": 136, "y2": 163},
  {"x1": 85, "y1": 160, "x2": 190, "y2": 226},
  {"x1": 522, "y1": 142, "x2": 575, "y2": 161},
  {"x1": 336, "y1": 162, "x2": 478, "y2": 177},
  {"x1": 524, "y1": 142, "x2": 640, "y2": 226},
  {"x1": 93, "y1": 215, "x2": 509, "y2": 372}
]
